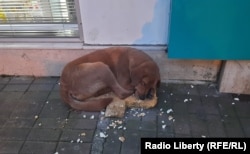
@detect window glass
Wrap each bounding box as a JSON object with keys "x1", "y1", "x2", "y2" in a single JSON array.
[{"x1": 0, "y1": 0, "x2": 79, "y2": 38}]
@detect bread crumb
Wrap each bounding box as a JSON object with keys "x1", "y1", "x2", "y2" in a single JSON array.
[
  {"x1": 137, "y1": 112, "x2": 146, "y2": 117},
  {"x1": 90, "y1": 115, "x2": 95, "y2": 119},
  {"x1": 100, "y1": 132, "x2": 108, "y2": 138},
  {"x1": 168, "y1": 115, "x2": 173, "y2": 121},
  {"x1": 162, "y1": 124, "x2": 166, "y2": 129},
  {"x1": 80, "y1": 132, "x2": 86, "y2": 136},
  {"x1": 166, "y1": 109, "x2": 173, "y2": 114},
  {"x1": 234, "y1": 98, "x2": 240, "y2": 101},
  {"x1": 119, "y1": 136, "x2": 125, "y2": 142}
]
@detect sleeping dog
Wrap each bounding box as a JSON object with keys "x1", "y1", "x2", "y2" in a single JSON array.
[{"x1": 60, "y1": 47, "x2": 160, "y2": 111}]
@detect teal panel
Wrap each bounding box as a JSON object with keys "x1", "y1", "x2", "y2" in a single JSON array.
[{"x1": 168, "y1": 0, "x2": 250, "y2": 60}]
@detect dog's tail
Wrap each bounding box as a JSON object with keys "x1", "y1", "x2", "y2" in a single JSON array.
[{"x1": 60, "y1": 85, "x2": 113, "y2": 112}]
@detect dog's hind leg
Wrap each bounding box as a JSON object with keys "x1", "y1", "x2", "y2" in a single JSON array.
[{"x1": 77, "y1": 62, "x2": 133, "y2": 99}]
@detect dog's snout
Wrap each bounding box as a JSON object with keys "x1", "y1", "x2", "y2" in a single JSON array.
[
  {"x1": 139, "y1": 95, "x2": 146, "y2": 100},
  {"x1": 146, "y1": 93, "x2": 153, "y2": 99},
  {"x1": 146, "y1": 88, "x2": 154, "y2": 99}
]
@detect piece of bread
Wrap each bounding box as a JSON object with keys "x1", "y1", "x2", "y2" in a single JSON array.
[
  {"x1": 105, "y1": 99, "x2": 126, "y2": 118},
  {"x1": 124, "y1": 93, "x2": 157, "y2": 109},
  {"x1": 104, "y1": 92, "x2": 157, "y2": 118}
]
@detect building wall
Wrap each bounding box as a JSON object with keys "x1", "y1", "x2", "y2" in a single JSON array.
[
  {"x1": 1, "y1": 0, "x2": 249, "y2": 94},
  {"x1": 0, "y1": 0, "x2": 221, "y2": 83},
  {"x1": 0, "y1": 49, "x2": 221, "y2": 83},
  {"x1": 80, "y1": 0, "x2": 170, "y2": 45}
]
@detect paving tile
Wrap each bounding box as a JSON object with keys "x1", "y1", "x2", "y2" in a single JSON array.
[
  {"x1": 0, "y1": 108, "x2": 13, "y2": 118},
  {"x1": 0, "y1": 91, "x2": 23, "y2": 103},
  {"x1": 91, "y1": 137, "x2": 105, "y2": 154},
  {"x1": 206, "y1": 115, "x2": 226, "y2": 137},
  {"x1": 124, "y1": 109, "x2": 143, "y2": 120},
  {"x1": 141, "y1": 109, "x2": 158, "y2": 122},
  {"x1": 0, "y1": 128, "x2": 30, "y2": 141},
  {"x1": 33, "y1": 77, "x2": 59, "y2": 84},
  {"x1": 65, "y1": 119, "x2": 98, "y2": 129},
  {"x1": 0, "y1": 76, "x2": 10, "y2": 84},
  {"x1": 103, "y1": 129, "x2": 123, "y2": 154},
  {"x1": 157, "y1": 131, "x2": 174, "y2": 137},
  {"x1": 167, "y1": 94, "x2": 190, "y2": 105},
  {"x1": 0, "y1": 141, "x2": 24, "y2": 153},
  {"x1": 140, "y1": 121, "x2": 157, "y2": 131},
  {"x1": 56, "y1": 142, "x2": 91, "y2": 154},
  {"x1": 9, "y1": 76, "x2": 34, "y2": 84},
  {"x1": 27, "y1": 128, "x2": 61, "y2": 141},
  {"x1": 69, "y1": 110, "x2": 100, "y2": 119},
  {"x1": 28, "y1": 84, "x2": 54, "y2": 91},
  {"x1": 3, "y1": 118, "x2": 35, "y2": 128},
  {"x1": 10, "y1": 101, "x2": 44, "y2": 118},
  {"x1": 157, "y1": 114, "x2": 174, "y2": 134},
  {"x1": 196, "y1": 84, "x2": 220, "y2": 97},
  {"x1": 201, "y1": 96, "x2": 220, "y2": 115},
  {"x1": 96, "y1": 117, "x2": 112, "y2": 130},
  {"x1": 53, "y1": 83, "x2": 60, "y2": 91},
  {"x1": 187, "y1": 97, "x2": 204, "y2": 114},
  {"x1": 124, "y1": 119, "x2": 141, "y2": 130},
  {"x1": 234, "y1": 102, "x2": 250, "y2": 118},
  {"x1": 174, "y1": 134, "x2": 192, "y2": 137},
  {"x1": 20, "y1": 91, "x2": 50, "y2": 103},
  {"x1": 223, "y1": 117, "x2": 245, "y2": 137},
  {"x1": 0, "y1": 84, "x2": 5, "y2": 91},
  {"x1": 189, "y1": 114, "x2": 209, "y2": 137},
  {"x1": 120, "y1": 130, "x2": 140, "y2": 154},
  {"x1": 0, "y1": 92, "x2": 23, "y2": 118},
  {"x1": 34, "y1": 118, "x2": 67, "y2": 129},
  {"x1": 20, "y1": 141, "x2": 57, "y2": 154},
  {"x1": 167, "y1": 83, "x2": 199, "y2": 96},
  {"x1": 0, "y1": 118, "x2": 6, "y2": 127},
  {"x1": 218, "y1": 100, "x2": 237, "y2": 118},
  {"x1": 103, "y1": 137, "x2": 122, "y2": 154},
  {"x1": 39, "y1": 99, "x2": 69, "y2": 119},
  {"x1": 232, "y1": 94, "x2": 250, "y2": 102},
  {"x1": 172, "y1": 99, "x2": 188, "y2": 114},
  {"x1": 48, "y1": 91, "x2": 61, "y2": 100},
  {"x1": 60, "y1": 129, "x2": 94, "y2": 142},
  {"x1": 3, "y1": 84, "x2": 29, "y2": 92},
  {"x1": 0, "y1": 77, "x2": 249, "y2": 154},
  {"x1": 239, "y1": 118, "x2": 250, "y2": 137},
  {"x1": 157, "y1": 83, "x2": 171, "y2": 95},
  {"x1": 140, "y1": 130, "x2": 156, "y2": 138},
  {"x1": 173, "y1": 114, "x2": 191, "y2": 136}
]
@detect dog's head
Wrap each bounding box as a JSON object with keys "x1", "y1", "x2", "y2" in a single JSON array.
[{"x1": 130, "y1": 61, "x2": 160, "y2": 100}]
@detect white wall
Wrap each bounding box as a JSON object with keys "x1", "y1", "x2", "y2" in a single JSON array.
[{"x1": 80, "y1": 0, "x2": 170, "y2": 45}]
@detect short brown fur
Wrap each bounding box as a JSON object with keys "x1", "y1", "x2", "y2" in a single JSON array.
[{"x1": 60, "y1": 47, "x2": 160, "y2": 111}]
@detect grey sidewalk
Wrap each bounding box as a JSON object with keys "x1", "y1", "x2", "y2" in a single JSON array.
[{"x1": 0, "y1": 76, "x2": 249, "y2": 154}]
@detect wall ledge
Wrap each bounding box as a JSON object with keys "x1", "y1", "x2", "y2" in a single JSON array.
[{"x1": 0, "y1": 43, "x2": 167, "y2": 51}]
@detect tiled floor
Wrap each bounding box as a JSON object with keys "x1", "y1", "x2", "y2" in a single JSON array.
[{"x1": 0, "y1": 76, "x2": 249, "y2": 154}]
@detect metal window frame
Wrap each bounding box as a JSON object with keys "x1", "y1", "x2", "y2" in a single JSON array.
[{"x1": 0, "y1": 0, "x2": 84, "y2": 44}]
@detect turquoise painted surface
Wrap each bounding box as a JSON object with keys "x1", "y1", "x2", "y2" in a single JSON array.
[
  {"x1": 168, "y1": 0, "x2": 250, "y2": 60},
  {"x1": 134, "y1": 0, "x2": 169, "y2": 45}
]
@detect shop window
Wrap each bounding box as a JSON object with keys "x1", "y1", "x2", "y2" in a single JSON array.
[{"x1": 0, "y1": 0, "x2": 79, "y2": 38}]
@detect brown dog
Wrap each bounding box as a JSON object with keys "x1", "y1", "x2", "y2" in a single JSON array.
[{"x1": 60, "y1": 47, "x2": 160, "y2": 111}]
